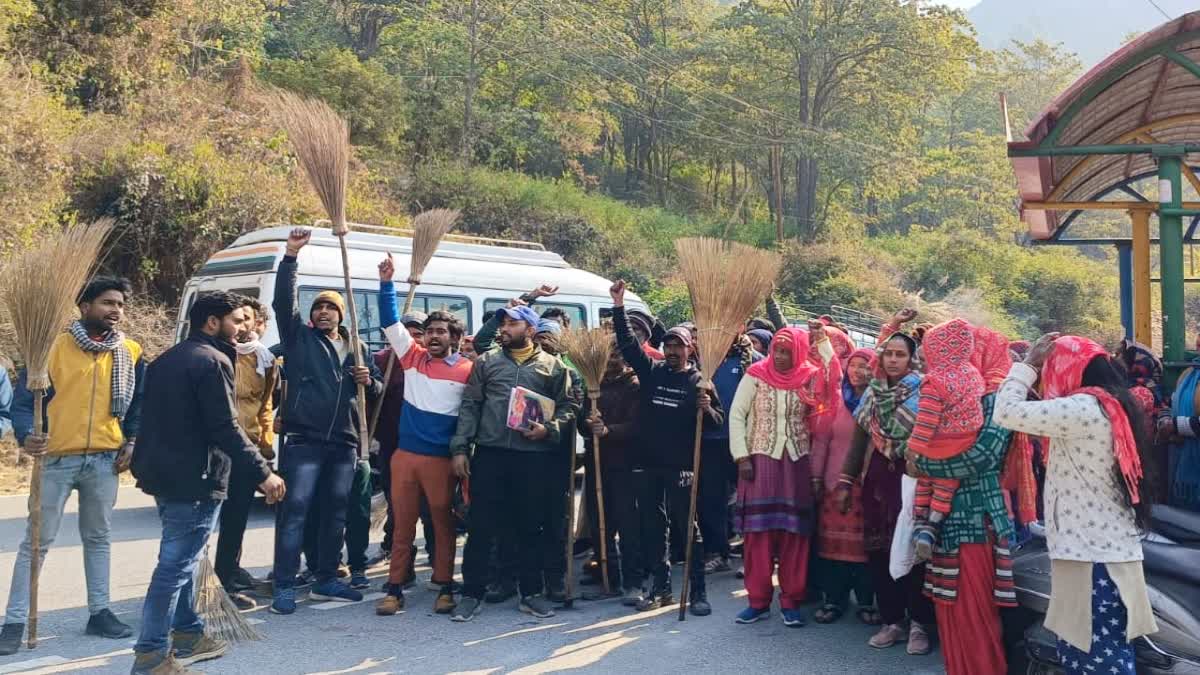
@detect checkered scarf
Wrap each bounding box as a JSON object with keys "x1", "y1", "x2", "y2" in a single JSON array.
[{"x1": 67, "y1": 320, "x2": 136, "y2": 420}]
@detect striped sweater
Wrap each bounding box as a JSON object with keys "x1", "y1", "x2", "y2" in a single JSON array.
[{"x1": 379, "y1": 281, "x2": 473, "y2": 457}]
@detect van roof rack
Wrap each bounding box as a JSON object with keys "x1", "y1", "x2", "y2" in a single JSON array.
[{"x1": 294, "y1": 221, "x2": 546, "y2": 252}]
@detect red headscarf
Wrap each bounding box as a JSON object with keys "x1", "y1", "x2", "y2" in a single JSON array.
[
  {"x1": 1042, "y1": 336, "x2": 1144, "y2": 504},
  {"x1": 971, "y1": 326, "x2": 1013, "y2": 394},
  {"x1": 748, "y1": 327, "x2": 841, "y2": 415}
]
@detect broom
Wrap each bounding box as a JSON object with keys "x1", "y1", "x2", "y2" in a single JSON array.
[
  {"x1": 559, "y1": 327, "x2": 614, "y2": 596},
  {"x1": 272, "y1": 90, "x2": 369, "y2": 460},
  {"x1": 673, "y1": 237, "x2": 781, "y2": 621},
  {"x1": 195, "y1": 546, "x2": 262, "y2": 643},
  {"x1": 0, "y1": 219, "x2": 114, "y2": 649}
]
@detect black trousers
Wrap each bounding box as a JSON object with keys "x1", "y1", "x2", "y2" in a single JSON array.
[
  {"x1": 698, "y1": 438, "x2": 734, "y2": 558},
  {"x1": 462, "y1": 447, "x2": 554, "y2": 599},
  {"x1": 541, "y1": 453, "x2": 571, "y2": 585},
  {"x1": 633, "y1": 467, "x2": 705, "y2": 597},
  {"x1": 214, "y1": 457, "x2": 257, "y2": 586}
]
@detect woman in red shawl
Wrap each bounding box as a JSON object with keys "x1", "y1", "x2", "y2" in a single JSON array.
[{"x1": 727, "y1": 324, "x2": 840, "y2": 627}]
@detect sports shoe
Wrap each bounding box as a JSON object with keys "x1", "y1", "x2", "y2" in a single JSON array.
[
  {"x1": 295, "y1": 570, "x2": 316, "y2": 589},
  {"x1": 704, "y1": 556, "x2": 731, "y2": 575},
  {"x1": 519, "y1": 594, "x2": 556, "y2": 618},
  {"x1": 907, "y1": 622, "x2": 932, "y2": 655},
  {"x1": 171, "y1": 631, "x2": 228, "y2": 666},
  {"x1": 545, "y1": 578, "x2": 568, "y2": 604},
  {"x1": 269, "y1": 587, "x2": 296, "y2": 615},
  {"x1": 434, "y1": 586, "x2": 457, "y2": 614},
  {"x1": 349, "y1": 571, "x2": 370, "y2": 590},
  {"x1": 912, "y1": 524, "x2": 937, "y2": 562},
  {"x1": 0, "y1": 623, "x2": 24, "y2": 656},
  {"x1": 621, "y1": 587, "x2": 645, "y2": 607},
  {"x1": 375, "y1": 590, "x2": 404, "y2": 616},
  {"x1": 311, "y1": 580, "x2": 363, "y2": 603},
  {"x1": 227, "y1": 568, "x2": 260, "y2": 591},
  {"x1": 781, "y1": 608, "x2": 806, "y2": 627},
  {"x1": 735, "y1": 606, "x2": 769, "y2": 624},
  {"x1": 636, "y1": 592, "x2": 674, "y2": 612},
  {"x1": 130, "y1": 649, "x2": 198, "y2": 674},
  {"x1": 365, "y1": 549, "x2": 390, "y2": 568},
  {"x1": 869, "y1": 623, "x2": 908, "y2": 649},
  {"x1": 226, "y1": 592, "x2": 256, "y2": 611},
  {"x1": 451, "y1": 596, "x2": 482, "y2": 622},
  {"x1": 86, "y1": 608, "x2": 133, "y2": 639},
  {"x1": 688, "y1": 592, "x2": 712, "y2": 617},
  {"x1": 484, "y1": 581, "x2": 517, "y2": 604}
]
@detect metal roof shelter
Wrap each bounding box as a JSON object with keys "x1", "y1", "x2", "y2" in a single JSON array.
[{"x1": 1009, "y1": 10, "x2": 1200, "y2": 365}]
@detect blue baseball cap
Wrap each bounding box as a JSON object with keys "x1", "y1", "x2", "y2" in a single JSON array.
[
  {"x1": 536, "y1": 318, "x2": 562, "y2": 335},
  {"x1": 498, "y1": 305, "x2": 541, "y2": 327}
]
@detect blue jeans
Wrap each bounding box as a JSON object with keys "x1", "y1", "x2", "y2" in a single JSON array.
[
  {"x1": 134, "y1": 498, "x2": 222, "y2": 654},
  {"x1": 272, "y1": 439, "x2": 357, "y2": 589},
  {"x1": 5, "y1": 451, "x2": 119, "y2": 623}
]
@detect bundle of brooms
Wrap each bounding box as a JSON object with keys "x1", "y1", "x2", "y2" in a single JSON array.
[
  {"x1": 0, "y1": 219, "x2": 114, "y2": 649},
  {"x1": 195, "y1": 545, "x2": 261, "y2": 642},
  {"x1": 673, "y1": 237, "x2": 781, "y2": 620},
  {"x1": 559, "y1": 327, "x2": 615, "y2": 598}
]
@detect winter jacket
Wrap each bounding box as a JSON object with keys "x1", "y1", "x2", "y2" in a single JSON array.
[
  {"x1": 612, "y1": 306, "x2": 723, "y2": 469},
  {"x1": 703, "y1": 348, "x2": 760, "y2": 441},
  {"x1": 372, "y1": 348, "x2": 405, "y2": 454},
  {"x1": 450, "y1": 343, "x2": 576, "y2": 456},
  {"x1": 13, "y1": 332, "x2": 144, "y2": 453},
  {"x1": 234, "y1": 352, "x2": 277, "y2": 449},
  {"x1": 577, "y1": 369, "x2": 639, "y2": 470},
  {"x1": 132, "y1": 334, "x2": 271, "y2": 501},
  {"x1": 273, "y1": 256, "x2": 383, "y2": 448}
]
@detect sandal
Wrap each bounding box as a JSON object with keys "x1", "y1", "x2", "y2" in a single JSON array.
[
  {"x1": 856, "y1": 607, "x2": 883, "y2": 626},
  {"x1": 813, "y1": 603, "x2": 843, "y2": 624}
]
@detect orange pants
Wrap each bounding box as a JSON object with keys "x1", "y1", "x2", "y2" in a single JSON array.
[{"x1": 387, "y1": 449, "x2": 456, "y2": 586}]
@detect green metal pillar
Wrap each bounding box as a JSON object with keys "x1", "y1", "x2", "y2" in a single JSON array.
[{"x1": 1160, "y1": 155, "x2": 1186, "y2": 365}]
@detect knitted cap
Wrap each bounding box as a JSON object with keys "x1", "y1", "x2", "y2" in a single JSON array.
[{"x1": 311, "y1": 290, "x2": 346, "y2": 322}]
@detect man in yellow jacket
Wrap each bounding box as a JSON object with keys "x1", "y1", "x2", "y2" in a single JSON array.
[{"x1": 0, "y1": 278, "x2": 145, "y2": 656}]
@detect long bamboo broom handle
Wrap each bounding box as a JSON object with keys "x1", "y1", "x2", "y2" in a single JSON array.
[
  {"x1": 27, "y1": 390, "x2": 45, "y2": 648},
  {"x1": 337, "y1": 235, "x2": 370, "y2": 459},
  {"x1": 367, "y1": 281, "x2": 419, "y2": 442},
  {"x1": 678, "y1": 400, "x2": 705, "y2": 621},
  {"x1": 563, "y1": 437, "x2": 580, "y2": 604},
  {"x1": 589, "y1": 392, "x2": 611, "y2": 595}
]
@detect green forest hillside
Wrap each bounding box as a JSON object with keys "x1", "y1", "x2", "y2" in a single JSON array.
[{"x1": 0, "y1": 0, "x2": 1126, "y2": 342}]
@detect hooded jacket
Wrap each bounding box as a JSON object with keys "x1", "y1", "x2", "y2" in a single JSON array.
[{"x1": 578, "y1": 368, "x2": 639, "y2": 470}]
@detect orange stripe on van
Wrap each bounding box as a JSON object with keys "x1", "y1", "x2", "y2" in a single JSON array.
[{"x1": 209, "y1": 244, "x2": 281, "y2": 260}]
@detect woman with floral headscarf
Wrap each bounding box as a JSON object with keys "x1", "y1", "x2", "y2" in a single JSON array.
[
  {"x1": 728, "y1": 323, "x2": 841, "y2": 627},
  {"x1": 994, "y1": 334, "x2": 1157, "y2": 675}
]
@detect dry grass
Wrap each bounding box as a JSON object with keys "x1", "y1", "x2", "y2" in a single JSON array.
[
  {"x1": 269, "y1": 90, "x2": 350, "y2": 234},
  {"x1": 674, "y1": 238, "x2": 781, "y2": 384}
]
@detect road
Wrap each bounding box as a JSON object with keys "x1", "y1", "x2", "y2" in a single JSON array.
[{"x1": 0, "y1": 486, "x2": 945, "y2": 675}]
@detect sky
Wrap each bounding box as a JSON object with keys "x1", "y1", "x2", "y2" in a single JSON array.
[{"x1": 940, "y1": 0, "x2": 981, "y2": 8}]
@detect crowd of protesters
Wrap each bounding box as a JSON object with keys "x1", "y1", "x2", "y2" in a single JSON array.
[{"x1": 0, "y1": 225, "x2": 1192, "y2": 675}]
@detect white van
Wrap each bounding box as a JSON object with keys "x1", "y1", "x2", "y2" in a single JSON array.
[{"x1": 175, "y1": 224, "x2": 650, "y2": 348}]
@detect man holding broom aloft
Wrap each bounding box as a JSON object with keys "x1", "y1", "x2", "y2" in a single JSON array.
[
  {"x1": 609, "y1": 279, "x2": 722, "y2": 617},
  {"x1": 130, "y1": 291, "x2": 286, "y2": 674},
  {"x1": 269, "y1": 227, "x2": 383, "y2": 615},
  {"x1": 448, "y1": 302, "x2": 577, "y2": 622},
  {"x1": 0, "y1": 278, "x2": 144, "y2": 656},
  {"x1": 373, "y1": 252, "x2": 472, "y2": 617}
]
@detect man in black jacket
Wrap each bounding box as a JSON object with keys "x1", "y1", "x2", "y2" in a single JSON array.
[
  {"x1": 130, "y1": 292, "x2": 285, "y2": 675},
  {"x1": 610, "y1": 280, "x2": 722, "y2": 617},
  {"x1": 270, "y1": 228, "x2": 383, "y2": 615}
]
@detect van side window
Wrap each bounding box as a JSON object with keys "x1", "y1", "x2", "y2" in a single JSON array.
[
  {"x1": 484, "y1": 299, "x2": 586, "y2": 328},
  {"x1": 298, "y1": 287, "x2": 471, "y2": 350},
  {"x1": 177, "y1": 287, "x2": 259, "y2": 342}
]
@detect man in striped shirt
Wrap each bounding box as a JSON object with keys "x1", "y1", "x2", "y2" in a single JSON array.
[{"x1": 374, "y1": 253, "x2": 473, "y2": 616}]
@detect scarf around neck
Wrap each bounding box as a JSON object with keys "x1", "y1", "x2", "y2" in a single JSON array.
[
  {"x1": 855, "y1": 370, "x2": 922, "y2": 460},
  {"x1": 235, "y1": 332, "x2": 276, "y2": 376},
  {"x1": 67, "y1": 320, "x2": 135, "y2": 420}
]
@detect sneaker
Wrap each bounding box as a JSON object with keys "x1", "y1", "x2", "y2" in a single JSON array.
[
  {"x1": 130, "y1": 649, "x2": 198, "y2": 674},
  {"x1": 227, "y1": 592, "x2": 256, "y2": 611},
  {"x1": 912, "y1": 524, "x2": 936, "y2": 562},
  {"x1": 451, "y1": 596, "x2": 482, "y2": 622},
  {"x1": 365, "y1": 549, "x2": 390, "y2": 568},
  {"x1": 349, "y1": 571, "x2": 370, "y2": 590},
  {"x1": 781, "y1": 608, "x2": 806, "y2": 627},
  {"x1": 484, "y1": 581, "x2": 517, "y2": 604},
  {"x1": 621, "y1": 587, "x2": 645, "y2": 607},
  {"x1": 375, "y1": 591, "x2": 404, "y2": 616},
  {"x1": 434, "y1": 586, "x2": 457, "y2": 614},
  {"x1": 906, "y1": 622, "x2": 932, "y2": 655},
  {"x1": 86, "y1": 608, "x2": 134, "y2": 639},
  {"x1": 636, "y1": 592, "x2": 674, "y2": 612},
  {"x1": 171, "y1": 631, "x2": 228, "y2": 666},
  {"x1": 704, "y1": 556, "x2": 732, "y2": 575},
  {"x1": 296, "y1": 570, "x2": 316, "y2": 588},
  {"x1": 735, "y1": 606, "x2": 770, "y2": 624},
  {"x1": 310, "y1": 580, "x2": 363, "y2": 603},
  {"x1": 519, "y1": 594, "x2": 556, "y2": 618},
  {"x1": 545, "y1": 579, "x2": 568, "y2": 604},
  {"x1": 869, "y1": 623, "x2": 907, "y2": 649},
  {"x1": 227, "y1": 568, "x2": 260, "y2": 591},
  {"x1": 688, "y1": 593, "x2": 712, "y2": 617},
  {"x1": 270, "y1": 587, "x2": 297, "y2": 615},
  {"x1": 0, "y1": 623, "x2": 23, "y2": 656}
]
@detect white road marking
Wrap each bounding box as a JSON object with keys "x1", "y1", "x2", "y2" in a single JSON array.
[{"x1": 0, "y1": 655, "x2": 70, "y2": 673}]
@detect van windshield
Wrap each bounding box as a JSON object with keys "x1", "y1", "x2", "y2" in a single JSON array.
[{"x1": 483, "y1": 299, "x2": 586, "y2": 329}]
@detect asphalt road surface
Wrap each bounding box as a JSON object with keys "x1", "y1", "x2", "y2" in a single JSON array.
[{"x1": 0, "y1": 486, "x2": 945, "y2": 674}]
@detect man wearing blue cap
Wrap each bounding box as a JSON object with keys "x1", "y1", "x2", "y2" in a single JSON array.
[{"x1": 449, "y1": 302, "x2": 577, "y2": 622}]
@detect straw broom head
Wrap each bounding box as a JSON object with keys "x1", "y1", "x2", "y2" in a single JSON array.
[
  {"x1": 1, "y1": 219, "x2": 114, "y2": 390},
  {"x1": 674, "y1": 237, "x2": 781, "y2": 386},
  {"x1": 195, "y1": 550, "x2": 262, "y2": 643},
  {"x1": 560, "y1": 327, "x2": 614, "y2": 398},
  {"x1": 408, "y1": 208, "x2": 460, "y2": 284},
  {"x1": 270, "y1": 90, "x2": 350, "y2": 236}
]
